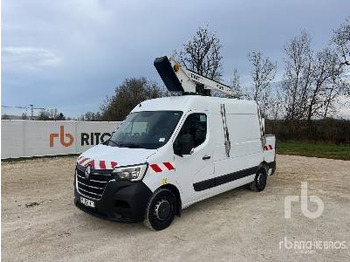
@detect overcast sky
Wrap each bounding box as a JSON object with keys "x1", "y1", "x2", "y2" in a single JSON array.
[{"x1": 2, "y1": 0, "x2": 350, "y2": 118}]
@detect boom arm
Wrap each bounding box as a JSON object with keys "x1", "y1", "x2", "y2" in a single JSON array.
[{"x1": 154, "y1": 56, "x2": 236, "y2": 97}]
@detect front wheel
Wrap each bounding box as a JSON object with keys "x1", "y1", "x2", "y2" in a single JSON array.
[
  {"x1": 144, "y1": 188, "x2": 176, "y2": 231},
  {"x1": 250, "y1": 168, "x2": 267, "y2": 192}
]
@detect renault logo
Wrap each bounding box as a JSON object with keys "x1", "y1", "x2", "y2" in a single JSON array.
[{"x1": 85, "y1": 165, "x2": 92, "y2": 179}]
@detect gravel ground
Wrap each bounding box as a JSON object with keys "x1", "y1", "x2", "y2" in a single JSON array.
[{"x1": 2, "y1": 155, "x2": 350, "y2": 262}]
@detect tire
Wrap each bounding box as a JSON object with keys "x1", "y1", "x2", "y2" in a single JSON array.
[
  {"x1": 250, "y1": 168, "x2": 267, "y2": 192},
  {"x1": 144, "y1": 188, "x2": 176, "y2": 231}
]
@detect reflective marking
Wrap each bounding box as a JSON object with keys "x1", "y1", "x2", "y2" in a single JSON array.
[
  {"x1": 150, "y1": 164, "x2": 162, "y2": 173},
  {"x1": 99, "y1": 160, "x2": 106, "y2": 169},
  {"x1": 111, "y1": 161, "x2": 118, "y2": 169},
  {"x1": 264, "y1": 145, "x2": 273, "y2": 151},
  {"x1": 86, "y1": 160, "x2": 95, "y2": 168},
  {"x1": 79, "y1": 157, "x2": 89, "y2": 165},
  {"x1": 163, "y1": 162, "x2": 175, "y2": 170}
]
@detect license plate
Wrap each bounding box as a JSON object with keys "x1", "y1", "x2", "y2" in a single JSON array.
[{"x1": 80, "y1": 196, "x2": 95, "y2": 208}]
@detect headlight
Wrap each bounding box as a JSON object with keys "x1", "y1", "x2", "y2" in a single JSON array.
[{"x1": 112, "y1": 164, "x2": 148, "y2": 181}]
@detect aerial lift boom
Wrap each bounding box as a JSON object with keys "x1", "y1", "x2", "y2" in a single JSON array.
[{"x1": 154, "y1": 56, "x2": 236, "y2": 97}]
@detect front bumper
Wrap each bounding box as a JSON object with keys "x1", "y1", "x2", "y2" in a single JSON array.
[{"x1": 74, "y1": 179, "x2": 152, "y2": 223}]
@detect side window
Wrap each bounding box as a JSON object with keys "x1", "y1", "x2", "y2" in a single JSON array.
[{"x1": 177, "y1": 113, "x2": 207, "y2": 148}]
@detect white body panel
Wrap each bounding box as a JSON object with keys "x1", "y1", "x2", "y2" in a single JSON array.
[{"x1": 79, "y1": 96, "x2": 276, "y2": 210}]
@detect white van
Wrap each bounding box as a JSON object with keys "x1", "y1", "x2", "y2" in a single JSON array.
[{"x1": 74, "y1": 95, "x2": 276, "y2": 230}]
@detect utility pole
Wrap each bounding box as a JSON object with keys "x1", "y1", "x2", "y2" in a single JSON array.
[{"x1": 30, "y1": 104, "x2": 34, "y2": 120}]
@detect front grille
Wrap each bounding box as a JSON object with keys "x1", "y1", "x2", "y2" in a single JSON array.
[{"x1": 76, "y1": 165, "x2": 114, "y2": 200}]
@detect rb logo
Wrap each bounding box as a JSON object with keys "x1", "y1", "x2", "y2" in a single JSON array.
[
  {"x1": 284, "y1": 182, "x2": 324, "y2": 219},
  {"x1": 50, "y1": 125, "x2": 74, "y2": 147}
]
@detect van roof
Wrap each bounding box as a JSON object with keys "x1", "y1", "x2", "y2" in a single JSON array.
[{"x1": 132, "y1": 95, "x2": 258, "y2": 114}]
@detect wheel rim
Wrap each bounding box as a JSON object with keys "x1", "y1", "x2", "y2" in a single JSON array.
[
  {"x1": 257, "y1": 171, "x2": 266, "y2": 188},
  {"x1": 154, "y1": 199, "x2": 171, "y2": 221}
]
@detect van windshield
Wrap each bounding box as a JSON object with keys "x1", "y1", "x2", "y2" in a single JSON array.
[{"x1": 107, "y1": 111, "x2": 183, "y2": 149}]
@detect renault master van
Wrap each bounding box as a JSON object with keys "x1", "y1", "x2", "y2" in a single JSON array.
[
  {"x1": 74, "y1": 95, "x2": 276, "y2": 230},
  {"x1": 74, "y1": 56, "x2": 276, "y2": 230}
]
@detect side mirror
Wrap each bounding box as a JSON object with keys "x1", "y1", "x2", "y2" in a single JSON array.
[{"x1": 173, "y1": 134, "x2": 194, "y2": 156}]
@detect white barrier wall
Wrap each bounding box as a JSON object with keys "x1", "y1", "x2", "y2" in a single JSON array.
[{"x1": 1, "y1": 120, "x2": 121, "y2": 159}]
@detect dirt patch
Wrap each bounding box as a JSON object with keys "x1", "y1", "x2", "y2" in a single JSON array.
[
  {"x1": 25, "y1": 202, "x2": 42, "y2": 208},
  {"x1": 2, "y1": 155, "x2": 350, "y2": 261}
]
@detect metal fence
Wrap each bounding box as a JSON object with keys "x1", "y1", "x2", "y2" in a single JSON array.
[{"x1": 1, "y1": 120, "x2": 121, "y2": 159}]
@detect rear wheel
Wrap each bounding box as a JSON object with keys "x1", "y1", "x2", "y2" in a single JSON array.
[
  {"x1": 144, "y1": 188, "x2": 176, "y2": 231},
  {"x1": 250, "y1": 168, "x2": 267, "y2": 192}
]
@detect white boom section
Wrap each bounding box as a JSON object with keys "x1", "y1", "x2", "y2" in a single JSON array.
[{"x1": 167, "y1": 57, "x2": 236, "y2": 97}]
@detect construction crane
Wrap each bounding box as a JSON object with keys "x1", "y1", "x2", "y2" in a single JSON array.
[
  {"x1": 28, "y1": 104, "x2": 46, "y2": 120},
  {"x1": 1, "y1": 104, "x2": 46, "y2": 120},
  {"x1": 154, "y1": 56, "x2": 236, "y2": 97}
]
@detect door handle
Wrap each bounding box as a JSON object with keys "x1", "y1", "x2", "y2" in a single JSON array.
[{"x1": 202, "y1": 155, "x2": 211, "y2": 160}]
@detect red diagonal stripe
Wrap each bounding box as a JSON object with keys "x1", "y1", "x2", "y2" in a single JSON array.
[
  {"x1": 264, "y1": 146, "x2": 268, "y2": 151},
  {"x1": 111, "y1": 161, "x2": 118, "y2": 168},
  {"x1": 99, "y1": 160, "x2": 106, "y2": 169},
  {"x1": 269, "y1": 145, "x2": 273, "y2": 150},
  {"x1": 79, "y1": 157, "x2": 88, "y2": 164},
  {"x1": 150, "y1": 164, "x2": 162, "y2": 173},
  {"x1": 86, "y1": 160, "x2": 95, "y2": 168},
  {"x1": 163, "y1": 162, "x2": 175, "y2": 170}
]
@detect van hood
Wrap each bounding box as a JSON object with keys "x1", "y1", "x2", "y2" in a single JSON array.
[{"x1": 77, "y1": 144, "x2": 157, "y2": 170}]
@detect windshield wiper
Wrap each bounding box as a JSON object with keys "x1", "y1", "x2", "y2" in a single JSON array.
[
  {"x1": 106, "y1": 139, "x2": 119, "y2": 147},
  {"x1": 117, "y1": 143, "x2": 142, "y2": 148},
  {"x1": 106, "y1": 139, "x2": 142, "y2": 148}
]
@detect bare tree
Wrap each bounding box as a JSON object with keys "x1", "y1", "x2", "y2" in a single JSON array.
[
  {"x1": 37, "y1": 108, "x2": 65, "y2": 120},
  {"x1": 100, "y1": 77, "x2": 167, "y2": 120},
  {"x1": 282, "y1": 32, "x2": 313, "y2": 120},
  {"x1": 38, "y1": 110, "x2": 50, "y2": 120},
  {"x1": 49, "y1": 108, "x2": 58, "y2": 119},
  {"x1": 283, "y1": 31, "x2": 349, "y2": 121},
  {"x1": 175, "y1": 26, "x2": 223, "y2": 80},
  {"x1": 22, "y1": 113, "x2": 28, "y2": 120},
  {"x1": 248, "y1": 51, "x2": 277, "y2": 116},
  {"x1": 269, "y1": 90, "x2": 285, "y2": 120},
  {"x1": 332, "y1": 17, "x2": 350, "y2": 66},
  {"x1": 56, "y1": 112, "x2": 66, "y2": 120},
  {"x1": 306, "y1": 48, "x2": 332, "y2": 120},
  {"x1": 2, "y1": 114, "x2": 10, "y2": 120},
  {"x1": 230, "y1": 68, "x2": 243, "y2": 97},
  {"x1": 84, "y1": 112, "x2": 102, "y2": 121},
  {"x1": 322, "y1": 55, "x2": 349, "y2": 118},
  {"x1": 305, "y1": 48, "x2": 346, "y2": 120}
]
